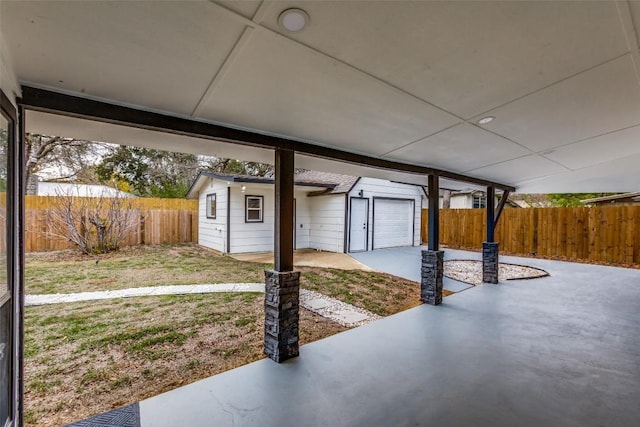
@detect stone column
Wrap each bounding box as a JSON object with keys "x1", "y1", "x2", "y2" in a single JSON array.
[
  {"x1": 264, "y1": 270, "x2": 300, "y2": 362},
  {"x1": 482, "y1": 242, "x2": 499, "y2": 284},
  {"x1": 421, "y1": 250, "x2": 444, "y2": 305}
]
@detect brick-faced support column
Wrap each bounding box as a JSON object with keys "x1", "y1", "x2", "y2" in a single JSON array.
[
  {"x1": 421, "y1": 250, "x2": 444, "y2": 305},
  {"x1": 482, "y1": 242, "x2": 499, "y2": 284},
  {"x1": 264, "y1": 270, "x2": 300, "y2": 362}
]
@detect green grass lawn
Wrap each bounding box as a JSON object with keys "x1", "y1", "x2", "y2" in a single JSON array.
[
  {"x1": 24, "y1": 243, "x2": 427, "y2": 426},
  {"x1": 26, "y1": 243, "x2": 427, "y2": 316}
]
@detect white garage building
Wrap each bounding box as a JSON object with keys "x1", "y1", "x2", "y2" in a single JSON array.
[{"x1": 187, "y1": 171, "x2": 425, "y2": 254}]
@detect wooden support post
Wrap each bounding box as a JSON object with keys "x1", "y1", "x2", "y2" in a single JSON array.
[
  {"x1": 422, "y1": 174, "x2": 443, "y2": 305},
  {"x1": 274, "y1": 149, "x2": 294, "y2": 272},
  {"x1": 427, "y1": 174, "x2": 440, "y2": 251},
  {"x1": 264, "y1": 149, "x2": 299, "y2": 362},
  {"x1": 483, "y1": 186, "x2": 499, "y2": 283},
  {"x1": 486, "y1": 186, "x2": 495, "y2": 243}
]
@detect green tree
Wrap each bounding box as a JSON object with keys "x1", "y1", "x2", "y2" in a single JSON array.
[
  {"x1": 546, "y1": 193, "x2": 617, "y2": 207},
  {"x1": 96, "y1": 146, "x2": 200, "y2": 198},
  {"x1": 203, "y1": 158, "x2": 274, "y2": 177}
]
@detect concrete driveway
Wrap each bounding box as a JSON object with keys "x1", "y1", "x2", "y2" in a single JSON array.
[{"x1": 349, "y1": 245, "x2": 475, "y2": 292}]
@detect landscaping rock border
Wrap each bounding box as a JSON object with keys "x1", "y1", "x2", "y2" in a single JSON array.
[{"x1": 444, "y1": 260, "x2": 549, "y2": 286}]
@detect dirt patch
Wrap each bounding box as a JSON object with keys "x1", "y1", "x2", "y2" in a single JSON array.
[{"x1": 444, "y1": 260, "x2": 549, "y2": 286}]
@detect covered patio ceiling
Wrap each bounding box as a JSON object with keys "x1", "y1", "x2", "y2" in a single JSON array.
[{"x1": 1, "y1": 1, "x2": 639, "y2": 192}]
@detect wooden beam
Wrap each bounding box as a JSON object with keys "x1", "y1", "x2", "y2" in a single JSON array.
[
  {"x1": 20, "y1": 86, "x2": 516, "y2": 192},
  {"x1": 274, "y1": 149, "x2": 294, "y2": 272},
  {"x1": 486, "y1": 186, "x2": 495, "y2": 242},
  {"x1": 427, "y1": 174, "x2": 440, "y2": 251},
  {"x1": 495, "y1": 190, "x2": 510, "y2": 225}
]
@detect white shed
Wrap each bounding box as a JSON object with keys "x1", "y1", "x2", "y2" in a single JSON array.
[{"x1": 186, "y1": 171, "x2": 425, "y2": 254}]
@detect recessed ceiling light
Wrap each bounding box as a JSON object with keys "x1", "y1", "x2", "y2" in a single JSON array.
[
  {"x1": 478, "y1": 116, "x2": 495, "y2": 125},
  {"x1": 278, "y1": 8, "x2": 309, "y2": 32}
]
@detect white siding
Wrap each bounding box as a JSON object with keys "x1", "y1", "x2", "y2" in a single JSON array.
[
  {"x1": 225, "y1": 185, "x2": 314, "y2": 254},
  {"x1": 349, "y1": 177, "x2": 423, "y2": 250},
  {"x1": 450, "y1": 194, "x2": 473, "y2": 209},
  {"x1": 229, "y1": 185, "x2": 274, "y2": 253},
  {"x1": 197, "y1": 177, "x2": 422, "y2": 254},
  {"x1": 308, "y1": 194, "x2": 346, "y2": 253},
  {"x1": 295, "y1": 195, "x2": 311, "y2": 249},
  {"x1": 197, "y1": 181, "x2": 228, "y2": 252}
]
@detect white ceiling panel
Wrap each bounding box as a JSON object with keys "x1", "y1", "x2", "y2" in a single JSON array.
[
  {"x1": 475, "y1": 55, "x2": 640, "y2": 152},
  {"x1": 543, "y1": 125, "x2": 640, "y2": 170},
  {"x1": 468, "y1": 155, "x2": 567, "y2": 185},
  {"x1": 384, "y1": 123, "x2": 530, "y2": 173},
  {"x1": 516, "y1": 153, "x2": 640, "y2": 193},
  {"x1": 196, "y1": 31, "x2": 460, "y2": 156},
  {"x1": 1, "y1": 1, "x2": 245, "y2": 115},
  {"x1": 2, "y1": 1, "x2": 639, "y2": 192},
  {"x1": 260, "y1": 1, "x2": 628, "y2": 119},
  {"x1": 214, "y1": 1, "x2": 261, "y2": 19},
  {"x1": 630, "y1": 1, "x2": 640, "y2": 47},
  {"x1": 295, "y1": 154, "x2": 479, "y2": 191}
]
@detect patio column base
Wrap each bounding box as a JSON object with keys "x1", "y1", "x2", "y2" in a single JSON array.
[
  {"x1": 264, "y1": 270, "x2": 300, "y2": 363},
  {"x1": 421, "y1": 250, "x2": 444, "y2": 305},
  {"x1": 482, "y1": 242, "x2": 499, "y2": 284}
]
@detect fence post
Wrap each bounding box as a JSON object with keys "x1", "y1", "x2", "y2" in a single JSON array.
[{"x1": 140, "y1": 213, "x2": 146, "y2": 245}]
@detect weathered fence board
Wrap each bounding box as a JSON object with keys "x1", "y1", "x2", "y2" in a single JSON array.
[
  {"x1": 19, "y1": 196, "x2": 198, "y2": 253},
  {"x1": 422, "y1": 206, "x2": 640, "y2": 265}
]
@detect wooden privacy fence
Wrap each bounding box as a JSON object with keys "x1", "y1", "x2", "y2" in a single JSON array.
[
  {"x1": 22, "y1": 196, "x2": 198, "y2": 253},
  {"x1": 421, "y1": 206, "x2": 640, "y2": 265}
]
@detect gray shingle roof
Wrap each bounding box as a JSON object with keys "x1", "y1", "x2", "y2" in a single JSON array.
[
  {"x1": 186, "y1": 170, "x2": 355, "y2": 199},
  {"x1": 293, "y1": 171, "x2": 359, "y2": 194}
]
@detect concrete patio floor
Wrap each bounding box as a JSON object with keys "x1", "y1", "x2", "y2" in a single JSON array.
[
  {"x1": 350, "y1": 245, "x2": 480, "y2": 292},
  {"x1": 72, "y1": 251, "x2": 640, "y2": 427}
]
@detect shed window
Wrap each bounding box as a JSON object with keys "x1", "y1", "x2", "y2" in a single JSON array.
[
  {"x1": 206, "y1": 193, "x2": 216, "y2": 219},
  {"x1": 245, "y1": 195, "x2": 263, "y2": 222},
  {"x1": 472, "y1": 194, "x2": 486, "y2": 209}
]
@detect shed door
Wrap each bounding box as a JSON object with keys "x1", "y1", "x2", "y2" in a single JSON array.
[
  {"x1": 349, "y1": 198, "x2": 368, "y2": 252},
  {"x1": 373, "y1": 199, "x2": 414, "y2": 249}
]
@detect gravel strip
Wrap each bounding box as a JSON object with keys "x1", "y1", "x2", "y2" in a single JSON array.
[
  {"x1": 25, "y1": 283, "x2": 266, "y2": 306},
  {"x1": 445, "y1": 260, "x2": 548, "y2": 286},
  {"x1": 300, "y1": 289, "x2": 381, "y2": 327},
  {"x1": 26, "y1": 284, "x2": 380, "y2": 328}
]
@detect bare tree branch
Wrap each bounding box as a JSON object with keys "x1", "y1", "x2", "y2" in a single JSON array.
[{"x1": 44, "y1": 186, "x2": 143, "y2": 254}]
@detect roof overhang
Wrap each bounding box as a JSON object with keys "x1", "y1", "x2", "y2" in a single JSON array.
[
  {"x1": 186, "y1": 171, "x2": 336, "y2": 199},
  {"x1": 581, "y1": 191, "x2": 640, "y2": 204},
  {"x1": 2, "y1": 1, "x2": 639, "y2": 193}
]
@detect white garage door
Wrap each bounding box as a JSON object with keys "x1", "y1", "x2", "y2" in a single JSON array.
[{"x1": 373, "y1": 198, "x2": 414, "y2": 249}]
